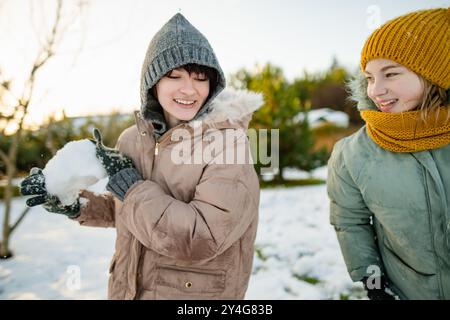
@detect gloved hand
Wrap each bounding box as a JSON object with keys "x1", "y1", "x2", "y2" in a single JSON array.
[
  {"x1": 362, "y1": 276, "x2": 396, "y2": 300},
  {"x1": 19, "y1": 167, "x2": 80, "y2": 218},
  {"x1": 107, "y1": 167, "x2": 143, "y2": 201},
  {"x1": 90, "y1": 128, "x2": 134, "y2": 177}
]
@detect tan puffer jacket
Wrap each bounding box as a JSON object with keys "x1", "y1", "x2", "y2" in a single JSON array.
[{"x1": 73, "y1": 89, "x2": 263, "y2": 299}]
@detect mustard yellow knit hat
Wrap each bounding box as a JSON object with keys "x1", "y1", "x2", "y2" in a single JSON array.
[{"x1": 361, "y1": 7, "x2": 450, "y2": 89}]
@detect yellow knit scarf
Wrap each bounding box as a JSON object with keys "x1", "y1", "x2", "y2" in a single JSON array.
[{"x1": 360, "y1": 107, "x2": 450, "y2": 153}]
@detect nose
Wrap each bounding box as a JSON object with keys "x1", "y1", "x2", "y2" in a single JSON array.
[
  {"x1": 179, "y1": 78, "x2": 196, "y2": 96},
  {"x1": 368, "y1": 78, "x2": 388, "y2": 98}
]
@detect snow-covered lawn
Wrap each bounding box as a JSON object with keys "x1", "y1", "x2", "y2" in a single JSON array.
[
  {"x1": 247, "y1": 184, "x2": 364, "y2": 299},
  {"x1": 0, "y1": 182, "x2": 365, "y2": 300},
  {"x1": 0, "y1": 198, "x2": 115, "y2": 300}
]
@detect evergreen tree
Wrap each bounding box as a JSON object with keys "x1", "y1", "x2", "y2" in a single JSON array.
[{"x1": 231, "y1": 64, "x2": 327, "y2": 181}]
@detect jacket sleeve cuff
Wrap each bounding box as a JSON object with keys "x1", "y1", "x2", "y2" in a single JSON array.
[
  {"x1": 68, "y1": 190, "x2": 116, "y2": 228},
  {"x1": 107, "y1": 168, "x2": 143, "y2": 201}
]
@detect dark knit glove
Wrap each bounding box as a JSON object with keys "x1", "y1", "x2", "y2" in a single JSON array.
[
  {"x1": 90, "y1": 128, "x2": 134, "y2": 177},
  {"x1": 106, "y1": 167, "x2": 142, "y2": 201},
  {"x1": 19, "y1": 167, "x2": 80, "y2": 218},
  {"x1": 362, "y1": 276, "x2": 396, "y2": 300}
]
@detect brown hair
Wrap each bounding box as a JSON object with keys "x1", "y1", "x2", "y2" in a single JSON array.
[{"x1": 416, "y1": 77, "x2": 450, "y2": 123}]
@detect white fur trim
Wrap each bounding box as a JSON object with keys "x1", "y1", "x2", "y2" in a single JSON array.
[{"x1": 194, "y1": 88, "x2": 264, "y2": 125}]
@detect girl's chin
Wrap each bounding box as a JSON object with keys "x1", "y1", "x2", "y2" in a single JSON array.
[
  {"x1": 175, "y1": 103, "x2": 196, "y2": 110},
  {"x1": 170, "y1": 110, "x2": 198, "y2": 121},
  {"x1": 164, "y1": 104, "x2": 202, "y2": 122}
]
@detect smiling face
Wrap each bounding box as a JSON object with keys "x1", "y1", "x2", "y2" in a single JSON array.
[
  {"x1": 155, "y1": 67, "x2": 210, "y2": 127},
  {"x1": 364, "y1": 58, "x2": 425, "y2": 113}
]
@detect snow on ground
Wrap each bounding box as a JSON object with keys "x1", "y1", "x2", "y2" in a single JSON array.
[
  {"x1": 282, "y1": 166, "x2": 328, "y2": 181},
  {"x1": 246, "y1": 184, "x2": 364, "y2": 300},
  {"x1": 294, "y1": 108, "x2": 350, "y2": 129},
  {"x1": 0, "y1": 169, "x2": 365, "y2": 300},
  {"x1": 0, "y1": 198, "x2": 115, "y2": 300}
]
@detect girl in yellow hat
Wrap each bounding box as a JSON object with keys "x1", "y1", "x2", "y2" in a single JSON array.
[{"x1": 328, "y1": 7, "x2": 450, "y2": 300}]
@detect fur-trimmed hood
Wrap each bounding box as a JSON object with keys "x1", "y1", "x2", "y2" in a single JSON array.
[
  {"x1": 347, "y1": 69, "x2": 378, "y2": 111},
  {"x1": 141, "y1": 88, "x2": 264, "y2": 135},
  {"x1": 142, "y1": 88, "x2": 263, "y2": 136},
  {"x1": 191, "y1": 88, "x2": 264, "y2": 129}
]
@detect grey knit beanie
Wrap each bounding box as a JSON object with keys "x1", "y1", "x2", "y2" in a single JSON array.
[{"x1": 140, "y1": 13, "x2": 226, "y2": 136}]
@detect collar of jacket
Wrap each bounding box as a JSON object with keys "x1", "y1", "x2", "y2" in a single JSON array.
[{"x1": 134, "y1": 88, "x2": 264, "y2": 142}]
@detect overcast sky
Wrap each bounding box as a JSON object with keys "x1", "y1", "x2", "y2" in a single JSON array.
[{"x1": 1, "y1": 0, "x2": 447, "y2": 127}]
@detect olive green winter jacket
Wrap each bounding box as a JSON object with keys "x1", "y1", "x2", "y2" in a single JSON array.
[{"x1": 327, "y1": 72, "x2": 450, "y2": 300}]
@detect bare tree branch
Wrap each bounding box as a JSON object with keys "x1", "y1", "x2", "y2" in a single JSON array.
[
  {"x1": 0, "y1": 74, "x2": 20, "y2": 103},
  {"x1": 1, "y1": 0, "x2": 90, "y2": 258},
  {"x1": 0, "y1": 149, "x2": 9, "y2": 167},
  {"x1": 9, "y1": 0, "x2": 63, "y2": 154},
  {"x1": 10, "y1": 207, "x2": 31, "y2": 234}
]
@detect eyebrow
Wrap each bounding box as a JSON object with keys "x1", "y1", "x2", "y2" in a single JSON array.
[{"x1": 364, "y1": 64, "x2": 402, "y2": 75}]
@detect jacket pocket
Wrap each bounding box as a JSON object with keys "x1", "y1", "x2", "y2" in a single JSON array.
[
  {"x1": 375, "y1": 218, "x2": 436, "y2": 276},
  {"x1": 156, "y1": 264, "x2": 226, "y2": 294},
  {"x1": 382, "y1": 239, "x2": 436, "y2": 277}
]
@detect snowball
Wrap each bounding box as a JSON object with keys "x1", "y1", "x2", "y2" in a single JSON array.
[{"x1": 43, "y1": 140, "x2": 107, "y2": 206}]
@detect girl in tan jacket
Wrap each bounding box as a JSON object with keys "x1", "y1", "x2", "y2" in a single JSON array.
[{"x1": 20, "y1": 13, "x2": 262, "y2": 300}]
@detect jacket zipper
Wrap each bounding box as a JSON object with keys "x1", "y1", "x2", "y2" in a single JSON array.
[
  {"x1": 134, "y1": 123, "x2": 188, "y2": 299},
  {"x1": 133, "y1": 129, "x2": 176, "y2": 299},
  {"x1": 153, "y1": 123, "x2": 188, "y2": 157},
  {"x1": 423, "y1": 166, "x2": 444, "y2": 299}
]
